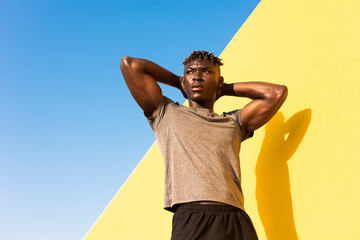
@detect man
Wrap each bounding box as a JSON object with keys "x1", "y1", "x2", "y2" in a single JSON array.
[{"x1": 120, "y1": 51, "x2": 288, "y2": 240}]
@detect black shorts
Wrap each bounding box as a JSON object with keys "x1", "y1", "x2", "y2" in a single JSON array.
[{"x1": 171, "y1": 203, "x2": 258, "y2": 240}]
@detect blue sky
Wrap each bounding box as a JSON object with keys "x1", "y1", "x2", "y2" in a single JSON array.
[{"x1": 0, "y1": 0, "x2": 259, "y2": 239}]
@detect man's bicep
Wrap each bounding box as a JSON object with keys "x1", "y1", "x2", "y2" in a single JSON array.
[
  {"x1": 121, "y1": 57, "x2": 163, "y2": 117},
  {"x1": 237, "y1": 82, "x2": 287, "y2": 134},
  {"x1": 240, "y1": 99, "x2": 277, "y2": 134}
]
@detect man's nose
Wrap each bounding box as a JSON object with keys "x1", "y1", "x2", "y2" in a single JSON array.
[{"x1": 193, "y1": 71, "x2": 203, "y2": 81}]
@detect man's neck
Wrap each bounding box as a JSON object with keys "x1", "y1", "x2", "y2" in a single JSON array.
[{"x1": 188, "y1": 100, "x2": 214, "y2": 112}]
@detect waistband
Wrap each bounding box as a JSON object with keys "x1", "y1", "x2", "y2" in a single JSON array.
[{"x1": 175, "y1": 203, "x2": 243, "y2": 213}]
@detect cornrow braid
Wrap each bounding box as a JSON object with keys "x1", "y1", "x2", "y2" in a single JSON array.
[{"x1": 182, "y1": 50, "x2": 224, "y2": 66}]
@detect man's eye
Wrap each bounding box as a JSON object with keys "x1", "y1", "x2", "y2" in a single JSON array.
[{"x1": 186, "y1": 71, "x2": 193, "y2": 74}]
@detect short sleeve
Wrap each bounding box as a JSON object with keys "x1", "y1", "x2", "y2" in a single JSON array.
[
  {"x1": 222, "y1": 109, "x2": 254, "y2": 142},
  {"x1": 146, "y1": 96, "x2": 174, "y2": 130},
  {"x1": 237, "y1": 109, "x2": 254, "y2": 141}
]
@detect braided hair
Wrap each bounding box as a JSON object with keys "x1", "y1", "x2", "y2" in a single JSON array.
[{"x1": 182, "y1": 50, "x2": 223, "y2": 66}]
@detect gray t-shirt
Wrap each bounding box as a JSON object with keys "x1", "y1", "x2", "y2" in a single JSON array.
[{"x1": 147, "y1": 96, "x2": 252, "y2": 212}]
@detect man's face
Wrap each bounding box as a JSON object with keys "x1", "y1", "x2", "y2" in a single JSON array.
[{"x1": 181, "y1": 59, "x2": 223, "y2": 106}]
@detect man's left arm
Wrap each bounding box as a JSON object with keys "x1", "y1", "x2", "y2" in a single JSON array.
[{"x1": 220, "y1": 82, "x2": 288, "y2": 134}]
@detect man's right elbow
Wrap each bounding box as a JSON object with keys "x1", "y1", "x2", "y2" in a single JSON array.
[
  {"x1": 120, "y1": 56, "x2": 142, "y2": 73},
  {"x1": 120, "y1": 56, "x2": 132, "y2": 70}
]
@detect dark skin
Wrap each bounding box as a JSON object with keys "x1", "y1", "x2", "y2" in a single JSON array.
[
  {"x1": 120, "y1": 56, "x2": 288, "y2": 134},
  {"x1": 120, "y1": 56, "x2": 288, "y2": 205},
  {"x1": 180, "y1": 59, "x2": 224, "y2": 109}
]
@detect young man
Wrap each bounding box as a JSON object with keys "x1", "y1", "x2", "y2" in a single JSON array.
[{"x1": 120, "y1": 51, "x2": 288, "y2": 240}]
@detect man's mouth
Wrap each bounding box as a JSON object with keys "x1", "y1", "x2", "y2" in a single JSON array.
[{"x1": 191, "y1": 85, "x2": 203, "y2": 91}]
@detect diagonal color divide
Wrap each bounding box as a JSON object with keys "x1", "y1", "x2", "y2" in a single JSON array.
[{"x1": 85, "y1": 0, "x2": 360, "y2": 239}]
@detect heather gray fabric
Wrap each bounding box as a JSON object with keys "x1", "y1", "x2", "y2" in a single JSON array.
[{"x1": 147, "y1": 96, "x2": 252, "y2": 212}]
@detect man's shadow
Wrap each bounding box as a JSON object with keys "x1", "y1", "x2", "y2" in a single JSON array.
[{"x1": 255, "y1": 109, "x2": 311, "y2": 240}]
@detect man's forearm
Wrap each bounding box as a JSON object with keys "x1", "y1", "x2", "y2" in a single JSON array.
[
  {"x1": 221, "y1": 81, "x2": 288, "y2": 133},
  {"x1": 121, "y1": 56, "x2": 181, "y2": 90},
  {"x1": 222, "y1": 82, "x2": 287, "y2": 100}
]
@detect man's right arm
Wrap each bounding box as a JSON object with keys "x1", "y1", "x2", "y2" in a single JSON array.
[{"x1": 120, "y1": 56, "x2": 182, "y2": 117}]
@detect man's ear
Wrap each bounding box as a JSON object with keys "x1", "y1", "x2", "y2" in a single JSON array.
[
  {"x1": 219, "y1": 76, "x2": 224, "y2": 83},
  {"x1": 180, "y1": 76, "x2": 185, "y2": 90},
  {"x1": 215, "y1": 76, "x2": 224, "y2": 101},
  {"x1": 218, "y1": 76, "x2": 224, "y2": 87},
  {"x1": 179, "y1": 76, "x2": 188, "y2": 99}
]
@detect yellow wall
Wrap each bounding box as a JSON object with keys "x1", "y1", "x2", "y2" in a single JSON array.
[
  {"x1": 84, "y1": 142, "x2": 173, "y2": 239},
  {"x1": 85, "y1": 0, "x2": 360, "y2": 239}
]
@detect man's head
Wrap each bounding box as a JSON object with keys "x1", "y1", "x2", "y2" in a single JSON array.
[
  {"x1": 182, "y1": 50, "x2": 224, "y2": 69},
  {"x1": 181, "y1": 51, "x2": 224, "y2": 108}
]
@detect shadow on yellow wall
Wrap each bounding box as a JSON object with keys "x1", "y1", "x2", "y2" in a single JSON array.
[{"x1": 255, "y1": 109, "x2": 312, "y2": 240}]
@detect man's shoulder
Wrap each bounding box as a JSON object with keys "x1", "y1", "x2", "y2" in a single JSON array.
[
  {"x1": 147, "y1": 96, "x2": 180, "y2": 123},
  {"x1": 162, "y1": 96, "x2": 180, "y2": 108},
  {"x1": 222, "y1": 109, "x2": 240, "y2": 117}
]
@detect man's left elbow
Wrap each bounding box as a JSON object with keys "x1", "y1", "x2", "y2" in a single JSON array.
[
  {"x1": 276, "y1": 85, "x2": 288, "y2": 100},
  {"x1": 269, "y1": 85, "x2": 288, "y2": 106}
]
